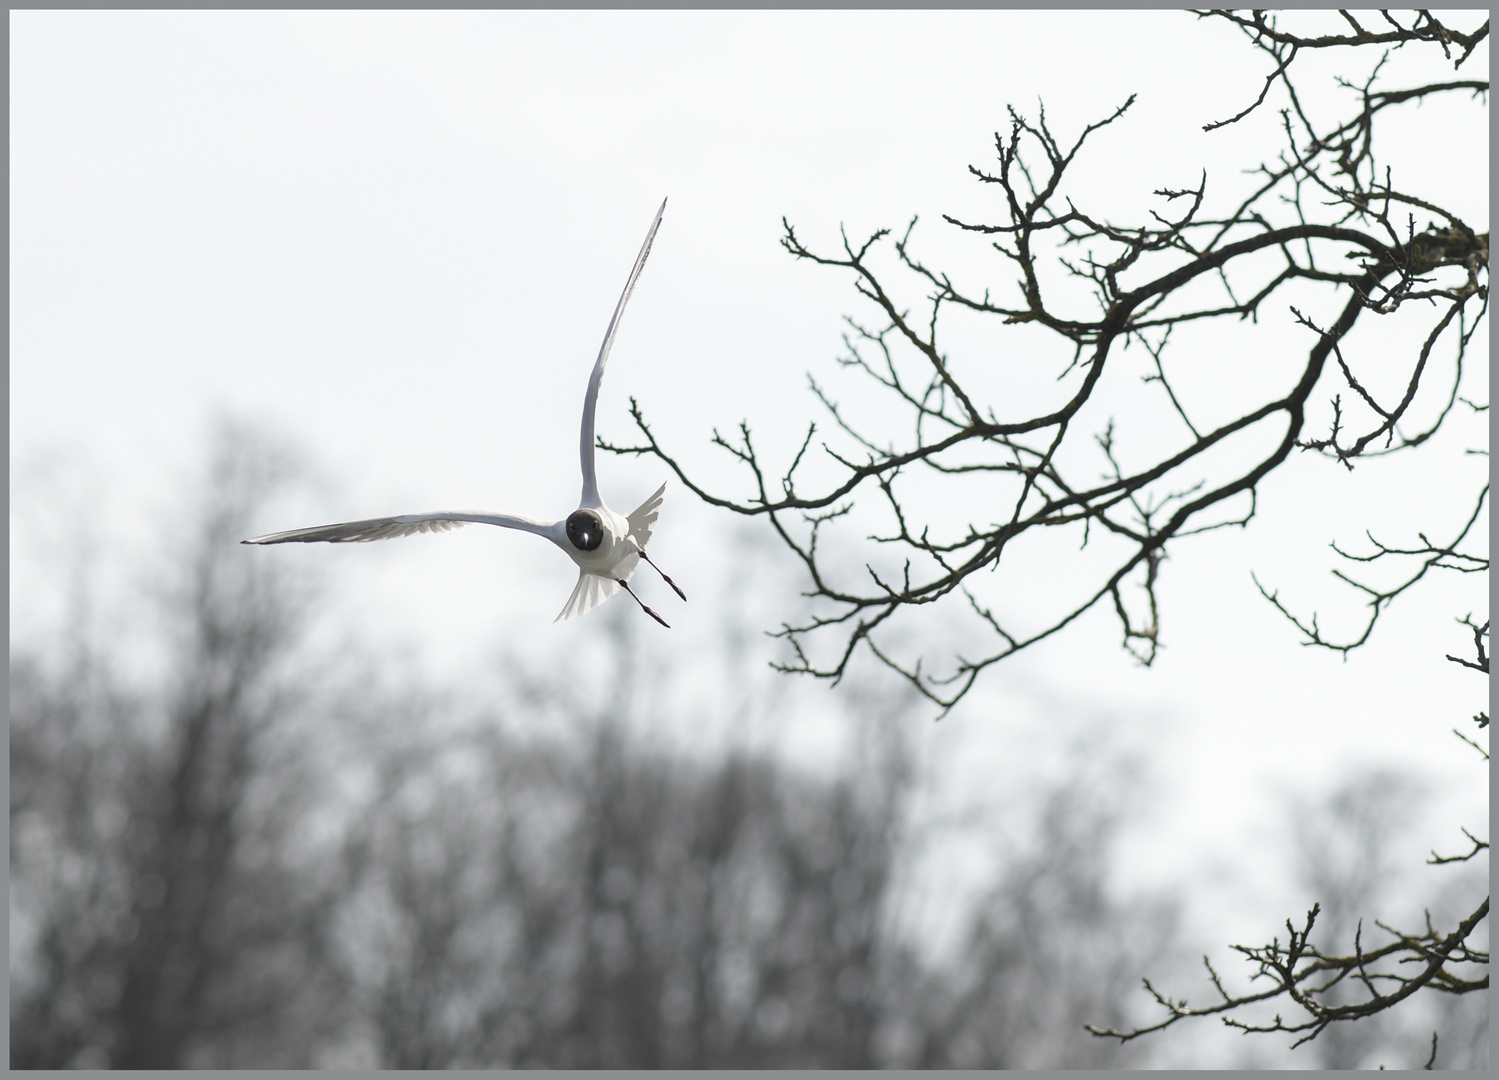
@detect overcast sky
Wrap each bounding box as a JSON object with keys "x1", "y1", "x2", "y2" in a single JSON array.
[{"x1": 11, "y1": 9, "x2": 1489, "y2": 979}]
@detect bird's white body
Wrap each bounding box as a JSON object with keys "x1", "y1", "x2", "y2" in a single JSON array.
[
  {"x1": 553, "y1": 488, "x2": 663, "y2": 621},
  {"x1": 244, "y1": 199, "x2": 683, "y2": 626}
]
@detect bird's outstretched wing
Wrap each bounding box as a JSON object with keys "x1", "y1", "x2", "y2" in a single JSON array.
[
  {"x1": 625, "y1": 482, "x2": 666, "y2": 549},
  {"x1": 555, "y1": 571, "x2": 621, "y2": 622},
  {"x1": 242, "y1": 511, "x2": 557, "y2": 545},
  {"x1": 579, "y1": 197, "x2": 668, "y2": 509}
]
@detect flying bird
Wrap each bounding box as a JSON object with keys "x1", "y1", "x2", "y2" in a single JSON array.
[{"x1": 243, "y1": 198, "x2": 685, "y2": 627}]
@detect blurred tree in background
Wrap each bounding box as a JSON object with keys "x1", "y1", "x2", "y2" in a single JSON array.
[
  {"x1": 11, "y1": 424, "x2": 345, "y2": 1067},
  {"x1": 13, "y1": 423, "x2": 1483, "y2": 1068},
  {"x1": 11, "y1": 424, "x2": 1187, "y2": 1067}
]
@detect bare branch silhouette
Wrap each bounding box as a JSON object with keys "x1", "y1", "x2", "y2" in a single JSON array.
[{"x1": 608, "y1": 14, "x2": 1488, "y2": 714}]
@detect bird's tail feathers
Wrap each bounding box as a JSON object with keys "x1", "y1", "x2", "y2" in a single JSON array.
[{"x1": 555, "y1": 571, "x2": 622, "y2": 623}]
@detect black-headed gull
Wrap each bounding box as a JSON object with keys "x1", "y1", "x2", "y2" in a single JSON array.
[{"x1": 244, "y1": 199, "x2": 684, "y2": 627}]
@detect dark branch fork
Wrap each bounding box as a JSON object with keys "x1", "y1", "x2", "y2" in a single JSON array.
[
  {"x1": 1087, "y1": 897, "x2": 1490, "y2": 1049},
  {"x1": 607, "y1": 101, "x2": 1483, "y2": 714}
]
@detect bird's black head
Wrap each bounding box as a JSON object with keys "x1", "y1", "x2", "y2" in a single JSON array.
[{"x1": 566, "y1": 509, "x2": 605, "y2": 551}]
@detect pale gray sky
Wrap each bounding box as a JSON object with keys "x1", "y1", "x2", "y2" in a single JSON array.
[{"x1": 10, "y1": 11, "x2": 1489, "y2": 1020}]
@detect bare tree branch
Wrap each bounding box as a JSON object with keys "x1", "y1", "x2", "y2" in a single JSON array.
[
  {"x1": 607, "y1": 15, "x2": 1488, "y2": 713},
  {"x1": 1088, "y1": 896, "x2": 1488, "y2": 1049}
]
